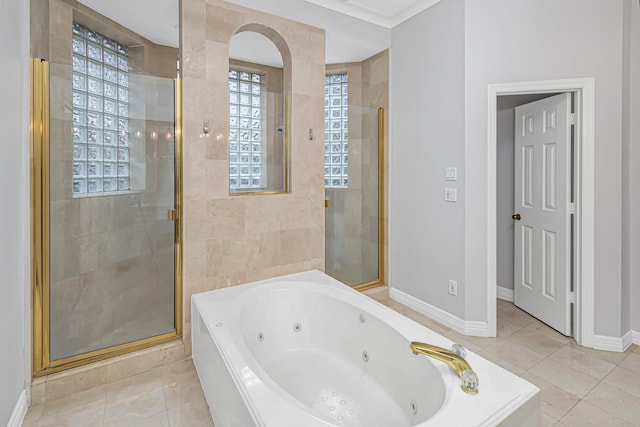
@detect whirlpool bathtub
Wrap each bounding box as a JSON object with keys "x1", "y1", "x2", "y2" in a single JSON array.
[{"x1": 192, "y1": 270, "x2": 539, "y2": 426}]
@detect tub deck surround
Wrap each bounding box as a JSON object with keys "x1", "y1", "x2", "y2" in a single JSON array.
[{"x1": 192, "y1": 270, "x2": 539, "y2": 426}]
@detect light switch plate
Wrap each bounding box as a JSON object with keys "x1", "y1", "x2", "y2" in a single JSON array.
[
  {"x1": 444, "y1": 167, "x2": 457, "y2": 181},
  {"x1": 444, "y1": 188, "x2": 457, "y2": 202}
]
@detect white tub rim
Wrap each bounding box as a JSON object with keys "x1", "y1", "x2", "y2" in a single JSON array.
[{"x1": 192, "y1": 270, "x2": 540, "y2": 427}]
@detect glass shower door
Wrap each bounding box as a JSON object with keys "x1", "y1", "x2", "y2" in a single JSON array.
[
  {"x1": 34, "y1": 58, "x2": 181, "y2": 371},
  {"x1": 325, "y1": 106, "x2": 384, "y2": 288}
]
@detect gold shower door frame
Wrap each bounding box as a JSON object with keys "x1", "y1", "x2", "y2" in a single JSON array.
[
  {"x1": 352, "y1": 107, "x2": 386, "y2": 292},
  {"x1": 31, "y1": 58, "x2": 183, "y2": 377}
]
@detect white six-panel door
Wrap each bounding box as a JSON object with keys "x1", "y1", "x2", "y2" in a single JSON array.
[{"x1": 513, "y1": 93, "x2": 572, "y2": 336}]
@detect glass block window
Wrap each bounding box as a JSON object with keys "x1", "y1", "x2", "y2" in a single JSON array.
[
  {"x1": 324, "y1": 73, "x2": 348, "y2": 188},
  {"x1": 72, "y1": 22, "x2": 130, "y2": 196},
  {"x1": 229, "y1": 69, "x2": 264, "y2": 190}
]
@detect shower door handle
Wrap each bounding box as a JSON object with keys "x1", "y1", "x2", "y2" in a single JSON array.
[{"x1": 167, "y1": 209, "x2": 177, "y2": 221}]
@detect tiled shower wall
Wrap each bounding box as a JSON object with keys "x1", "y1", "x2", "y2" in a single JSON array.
[
  {"x1": 325, "y1": 50, "x2": 390, "y2": 286},
  {"x1": 180, "y1": 0, "x2": 326, "y2": 352}
]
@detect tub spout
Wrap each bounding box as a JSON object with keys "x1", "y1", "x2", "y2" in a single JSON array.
[{"x1": 409, "y1": 342, "x2": 479, "y2": 395}]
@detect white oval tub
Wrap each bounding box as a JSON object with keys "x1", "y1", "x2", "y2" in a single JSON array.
[{"x1": 192, "y1": 270, "x2": 539, "y2": 427}]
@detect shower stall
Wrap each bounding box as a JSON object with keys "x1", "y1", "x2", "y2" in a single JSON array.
[
  {"x1": 325, "y1": 105, "x2": 386, "y2": 289},
  {"x1": 31, "y1": 14, "x2": 182, "y2": 375}
]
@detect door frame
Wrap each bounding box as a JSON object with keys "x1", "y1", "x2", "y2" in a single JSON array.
[{"x1": 487, "y1": 78, "x2": 595, "y2": 347}]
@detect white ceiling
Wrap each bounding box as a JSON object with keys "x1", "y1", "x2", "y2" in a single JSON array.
[
  {"x1": 78, "y1": 0, "x2": 179, "y2": 47},
  {"x1": 78, "y1": 0, "x2": 440, "y2": 63},
  {"x1": 302, "y1": 0, "x2": 442, "y2": 28}
]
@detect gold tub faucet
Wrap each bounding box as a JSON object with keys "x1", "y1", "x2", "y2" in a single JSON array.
[{"x1": 410, "y1": 342, "x2": 479, "y2": 395}]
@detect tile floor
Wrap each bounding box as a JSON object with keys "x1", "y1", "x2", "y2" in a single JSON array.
[{"x1": 22, "y1": 297, "x2": 640, "y2": 427}]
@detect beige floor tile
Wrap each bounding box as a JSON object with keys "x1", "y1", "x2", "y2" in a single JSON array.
[
  {"x1": 162, "y1": 359, "x2": 198, "y2": 385},
  {"x1": 476, "y1": 349, "x2": 526, "y2": 376},
  {"x1": 43, "y1": 365, "x2": 108, "y2": 403},
  {"x1": 105, "y1": 368, "x2": 164, "y2": 399},
  {"x1": 538, "y1": 411, "x2": 559, "y2": 427},
  {"x1": 167, "y1": 397, "x2": 214, "y2": 427},
  {"x1": 104, "y1": 411, "x2": 169, "y2": 427},
  {"x1": 583, "y1": 382, "x2": 640, "y2": 426},
  {"x1": 163, "y1": 370, "x2": 207, "y2": 411},
  {"x1": 362, "y1": 286, "x2": 389, "y2": 302},
  {"x1": 381, "y1": 300, "x2": 455, "y2": 338},
  {"x1": 529, "y1": 359, "x2": 599, "y2": 398},
  {"x1": 376, "y1": 297, "x2": 393, "y2": 306},
  {"x1": 566, "y1": 341, "x2": 634, "y2": 365},
  {"x1": 560, "y1": 400, "x2": 636, "y2": 427},
  {"x1": 456, "y1": 334, "x2": 502, "y2": 351},
  {"x1": 400, "y1": 311, "x2": 453, "y2": 337},
  {"x1": 520, "y1": 372, "x2": 580, "y2": 420},
  {"x1": 28, "y1": 386, "x2": 107, "y2": 427},
  {"x1": 549, "y1": 343, "x2": 617, "y2": 380},
  {"x1": 34, "y1": 399, "x2": 105, "y2": 427},
  {"x1": 496, "y1": 315, "x2": 527, "y2": 337},
  {"x1": 496, "y1": 303, "x2": 537, "y2": 338},
  {"x1": 22, "y1": 403, "x2": 45, "y2": 424},
  {"x1": 507, "y1": 323, "x2": 570, "y2": 357},
  {"x1": 620, "y1": 352, "x2": 640, "y2": 375},
  {"x1": 481, "y1": 340, "x2": 546, "y2": 372},
  {"x1": 104, "y1": 369, "x2": 168, "y2": 426},
  {"x1": 496, "y1": 298, "x2": 514, "y2": 309},
  {"x1": 435, "y1": 329, "x2": 494, "y2": 353},
  {"x1": 603, "y1": 366, "x2": 640, "y2": 399}
]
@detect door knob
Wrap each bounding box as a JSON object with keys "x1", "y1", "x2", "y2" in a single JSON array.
[{"x1": 512, "y1": 213, "x2": 521, "y2": 221}]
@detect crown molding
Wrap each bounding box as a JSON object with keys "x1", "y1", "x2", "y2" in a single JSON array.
[{"x1": 303, "y1": 0, "x2": 443, "y2": 29}]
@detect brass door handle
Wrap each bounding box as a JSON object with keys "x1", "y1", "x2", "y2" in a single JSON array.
[
  {"x1": 512, "y1": 213, "x2": 521, "y2": 221},
  {"x1": 325, "y1": 200, "x2": 331, "y2": 208}
]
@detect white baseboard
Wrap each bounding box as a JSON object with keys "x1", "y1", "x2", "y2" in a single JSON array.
[
  {"x1": 7, "y1": 390, "x2": 28, "y2": 427},
  {"x1": 623, "y1": 330, "x2": 634, "y2": 350},
  {"x1": 389, "y1": 288, "x2": 490, "y2": 337},
  {"x1": 633, "y1": 330, "x2": 640, "y2": 346},
  {"x1": 497, "y1": 286, "x2": 514, "y2": 302},
  {"x1": 593, "y1": 331, "x2": 634, "y2": 353}
]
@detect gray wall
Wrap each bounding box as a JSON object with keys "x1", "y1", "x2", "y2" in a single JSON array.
[
  {"x1": 622, "y1": 0, "x2": 632, "y2": 334},
  {"x1": 496, "y1": 106, "x2": 515, "y2": 291},
  {"x1": 628, "y1": 1, "x2": 640, "y2": 332},
  {"x1": 465, "y1": 0, "x2": 625, "y2": 335},
  {"x1": 390, "y1": 0, "x2": 466, "y2": 318},
  {"x1": 391, "y1": 0, "x2": 634, "y2": 337},
  {"x1": 0, "y1": 0, "x2": 30, "y2": 422}
]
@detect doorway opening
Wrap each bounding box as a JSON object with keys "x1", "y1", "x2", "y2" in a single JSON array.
[
  {"x1": 487, "y1": 79, "x2": 596, "y2": 348},
  {"x1": 496, "y1": 93, "x2": 572, "y2": 338}
]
